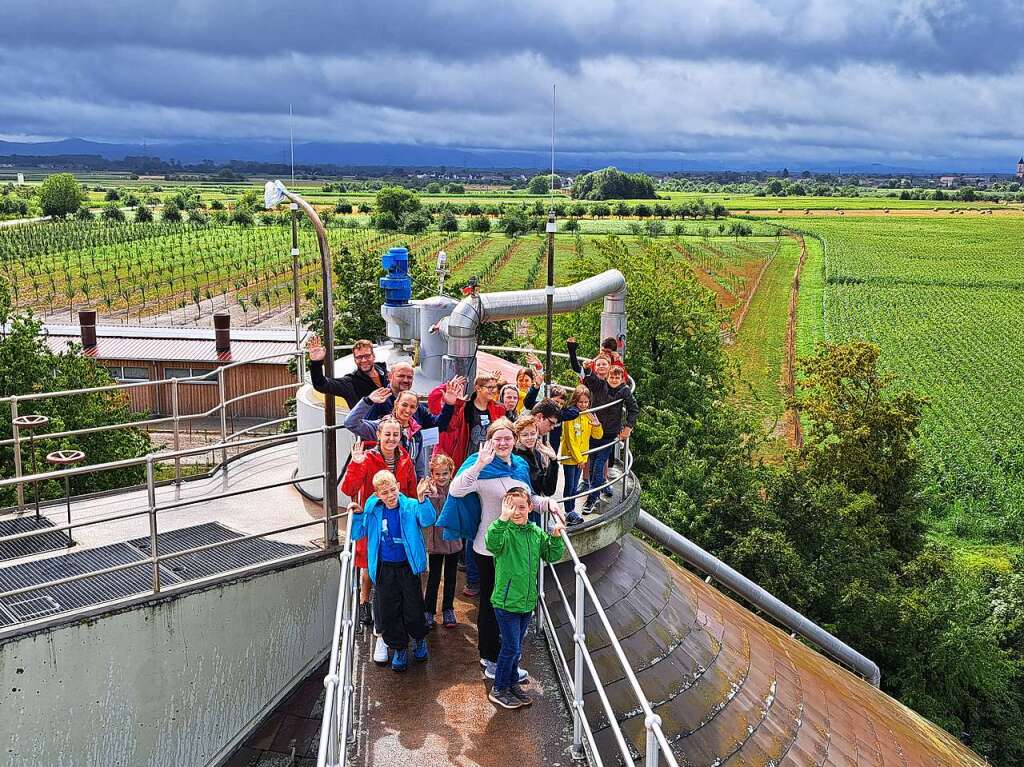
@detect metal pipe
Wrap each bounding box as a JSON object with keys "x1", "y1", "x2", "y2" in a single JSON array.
[
  {"x1": 268, "y1": 182, "x2": 339, "y2": 546},
  {"x1": 572, "y1": 562, "x2": 586, "y2": 760},
  {"x1": 291, "y1": 201, "x2": 302, "y2": 382},
  {"x1": 171, "y1": 378, "x2": 181, "y2": 486},
  {"x1": 545, "y1": 210, "x2": 556, "y2": 384},
  {"x1": 635, "y1": 510, "x2": 882, "y2": 687},
  {"x1": 217, "y1": 366, "x2": 228, "y2": 470},
  {"x1": 146, "y1": 458, "x2": 161, "y2": 592},
  {"x1": 440, "y1": 269, "x2": 626, "y2": 380},
  {"x1": 11, "y1": 398, "x2": 24, "y2": 510}
]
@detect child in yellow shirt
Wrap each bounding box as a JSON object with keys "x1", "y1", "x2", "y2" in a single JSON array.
[{"x1": 559, "y1": 385, "x2": 602, "y2": 525}]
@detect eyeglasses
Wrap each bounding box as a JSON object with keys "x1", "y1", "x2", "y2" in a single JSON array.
[
  {"x1": 546, "y1": 417, "x2": 559, "y2": 426},
  {"x1": 482, "y1": 384, "x2": 498, "y2": 390},
  {"x1": 353, "y1": 353, "x2": 374, "y2": 361}
]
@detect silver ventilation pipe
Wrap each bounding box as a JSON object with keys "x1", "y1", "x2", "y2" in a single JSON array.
[{"x1": 439, "y1": 269, "x2": 627, "y2": 381}]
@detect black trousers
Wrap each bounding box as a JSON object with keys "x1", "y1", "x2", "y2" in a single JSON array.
[
  {"x1": 476, "y1": 553, "x2": 500, "y2": 663},
  {"x1": 374, "y1": 560, "x2": 428, "y2": 650},
  {"x1": 424, "y1": 552, "x2": 460, "y2": 614}
]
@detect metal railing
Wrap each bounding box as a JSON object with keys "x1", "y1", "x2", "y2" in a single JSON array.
[
  {"x1": 0, "y1": 424, "x2": 348, "y2": 635},
  {"x1": 1, "y1": 346, "x2": 335, "y2": 511}
]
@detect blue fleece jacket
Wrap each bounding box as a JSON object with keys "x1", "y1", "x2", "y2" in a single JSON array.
[
  {"x1": 352, "y1": 493, "x2": 436, "y2": 581},
  {"x1": 436, "y1": 452, "x2": 533, "y2": 541}
]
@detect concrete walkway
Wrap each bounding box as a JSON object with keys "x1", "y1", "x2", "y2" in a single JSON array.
[{"x1": 231, "y1": 568, "x2": 576, "y2": 767}]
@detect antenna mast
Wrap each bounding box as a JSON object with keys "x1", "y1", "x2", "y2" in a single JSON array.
[
  {"x1": 289, "y1": 104, "x2": 295, "y2": 183},
  {"x1": 545, "y1": 84, "x2": 557, "y2": 388}
]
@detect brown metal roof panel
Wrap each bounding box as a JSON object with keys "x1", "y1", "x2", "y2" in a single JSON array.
[{"x1": 44, "y1": 335, "x2": 293, "y2": 364}]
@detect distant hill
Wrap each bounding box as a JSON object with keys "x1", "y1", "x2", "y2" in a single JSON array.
[{"x1": 0, "y1": 137, "x2": 1016, "y2": 175}]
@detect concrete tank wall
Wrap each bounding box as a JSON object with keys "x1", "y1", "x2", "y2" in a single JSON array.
[{"x1": 0, "y1": 556, "x2": 339, "y2": 767}]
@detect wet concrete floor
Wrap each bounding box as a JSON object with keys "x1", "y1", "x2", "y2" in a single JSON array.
[{"x1": 233, "y1": 567, "x2": 576, "y2": 767}]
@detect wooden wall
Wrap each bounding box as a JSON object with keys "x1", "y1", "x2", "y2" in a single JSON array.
[{"x1": 100, "y1": 359, "x2": 296, "y2": 421}]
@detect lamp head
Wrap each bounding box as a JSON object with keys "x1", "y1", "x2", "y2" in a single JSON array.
[{"x1": 264, "y1": 180, "x2": 288, "y2": 209}]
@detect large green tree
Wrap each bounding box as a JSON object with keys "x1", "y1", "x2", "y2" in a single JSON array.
[
  {"x1": 38, "y1": 173, "x2": 86, "y2": 218},
  {"x1": 0, "y1": 279, "x2": 150, "y2": 505}
]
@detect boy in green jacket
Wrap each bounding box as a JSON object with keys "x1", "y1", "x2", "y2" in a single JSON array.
[{"x1": 484, "y1": 486, "x2": 565, "y2": 710}]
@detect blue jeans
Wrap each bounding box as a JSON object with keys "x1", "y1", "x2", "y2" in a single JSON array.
[
  {"x1": 562, "y1": 464, "x2": 583, "y2": 514},
  {"x1": 587, "y1": 437, "x2": 615, "y2": 506},
  {"x1": 494, "y1": 608, "x2": 532, "y2": 690},
  {"x1": 463, "y1": 540, "x2": 479, "y2": 586}
]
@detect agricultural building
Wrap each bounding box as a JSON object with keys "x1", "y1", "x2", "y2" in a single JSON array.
[{"x1": 37, "y1": 311, "x2": 297, "y2": 419}]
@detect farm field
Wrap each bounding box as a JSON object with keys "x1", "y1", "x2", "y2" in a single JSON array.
[{"x1": 779, "y1": 216, "x2": 1024, "y2": 552}]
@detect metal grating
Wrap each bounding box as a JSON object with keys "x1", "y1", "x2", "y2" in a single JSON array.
[
  {"x1": 126, "y1": 522, "x2": 310, "y2": 582},
  {"x1": 0, "y1": 516, "x2": 73, "y2": 562},
  {"x1": 0, "y1": 543, "x2": 180, "y2": 627}
]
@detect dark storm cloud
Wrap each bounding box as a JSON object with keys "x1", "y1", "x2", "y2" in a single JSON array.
[{"x1": 2, "y1": 0, "x2": 1023, "y2": 165}]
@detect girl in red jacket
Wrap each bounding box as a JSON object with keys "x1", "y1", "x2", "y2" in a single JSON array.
[{"x1": 341, "y1": 417, "x2": 417, "y2": 661}]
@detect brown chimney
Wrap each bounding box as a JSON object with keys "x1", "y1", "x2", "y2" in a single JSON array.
[
  {"x1": 78, "y1": 310, "x2": 97, "y2": 349},
  {"x1": 214, "y1": 312, "x2": 231, "y2": 354}
]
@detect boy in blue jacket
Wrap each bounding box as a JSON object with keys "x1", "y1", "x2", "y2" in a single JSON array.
[{"x1": 350, "y1": 470, "x2": 437, "y2": 672}]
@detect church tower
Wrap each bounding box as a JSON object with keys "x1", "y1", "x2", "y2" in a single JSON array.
[{"x1": 1018, "y1": 156, "x2": 1024, "y2": 179}]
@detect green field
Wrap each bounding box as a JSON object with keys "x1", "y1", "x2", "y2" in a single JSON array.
[{"x1": 781, "y1": 216, "x2": 1024, "y2": 549}]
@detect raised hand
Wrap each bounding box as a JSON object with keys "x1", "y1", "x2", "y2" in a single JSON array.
[
  {"x1": 368, "y1": 387, "x2": 392, "y2": 404},
  {"x1": 417, "y1": 478, "x2": 434, "y2": 502},
  {"x1": 443, "y1": 376, "x2": 466, "y2": 405},
  {"x1": 537, "y1": 440, "x2": 557, "y2": 460},
  {"x1": 587, "y1": 412, "x2": 601, "y2": 427},
  {"x1": 350, "y1": 439, "x2": 366, "y2": 464},
  {"x1": 477, "y1": 439, "x2": 496, "y2": 467},
  {"x1": 566, "y1": 336, "x2": 576, "y2": 345},
  {"x1": 526, "y1": 351, "x2": 543, "y2": 370},
  {"x1": 499, "y1": 496, "x2": 517, "y2": 522},
  {"x1": 307, "y1": 335, "x2": 326, "y2": 362},
  {"x1": 547, "y1": 498, "x2": 565, "y2": 521}
]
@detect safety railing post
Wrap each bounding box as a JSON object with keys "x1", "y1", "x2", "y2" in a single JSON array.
[
  {"x1": 571, "y1": 562, "x2": 587, "y2": 760},
  {"x1": 146, "y1": 457, "x2": 161, "y2": 594},
  {"x1": 171, "y1": 377, "x2": 181, "y2": 485},
  {"x1": 322, "y1": 426, "x2": 332, "y2": 545},
  {"x1": 217, "y1": 366, "x2": 228, "y2": 471},
  {"x1": 11, "y1": 398, "x2": 24, "y2": 510},
  {"x1": 621, "y1": 435, "x2": 629, "y2": 496},
  {"x1": 645, "y1": 714, "x2": 662, "y2": 766}
]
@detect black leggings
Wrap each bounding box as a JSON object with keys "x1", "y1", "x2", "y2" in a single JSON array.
[
  {"x1": 374, "y1": 561, "x2": 428, "y2": 650},
  {"x1": 424, "y1": 552, "x2": 460, "y2": 614},
  {"x1": 476, "y1": 553, "x2": 500, "y2": 663}
]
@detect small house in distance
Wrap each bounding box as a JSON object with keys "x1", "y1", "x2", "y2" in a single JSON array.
[{"x1": 39, "y1": 312, "x2": 298, "y2": 420}]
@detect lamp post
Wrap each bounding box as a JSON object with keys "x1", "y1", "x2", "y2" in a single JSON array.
[{"x1": 265, "y1": 181, "x2": 339, "y2": 546}]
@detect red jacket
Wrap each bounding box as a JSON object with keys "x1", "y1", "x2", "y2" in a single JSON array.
[
  {"x1": 340, "y1": 445, "x2": 417, "y2": 509},
  {"x1": 428, "y1": 385, "x2": 507, "y2": 469}
]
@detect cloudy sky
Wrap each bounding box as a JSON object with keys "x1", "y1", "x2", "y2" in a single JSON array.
[{"x1": 3, "y1": 0, "x2": 1024, "y2": 168}]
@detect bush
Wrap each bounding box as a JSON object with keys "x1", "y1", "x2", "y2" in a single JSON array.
[
  {"x1": 161, "y1": 203, "x2": 182, "y2": 222},
  {"x1": 104, "y1": 189, "x2": 121, "y2": 201},
  {"x1": 446, "y1": 183, "x2": 465, "y2": 194},
  {"x1": 231, "y1": 207, "x2": 254, "y2": 226},
  {"x1": 438, "y1": 210, "x2": 458, "y2": 232},
  {"x1": 75, "y1": 206, "x2": 94, "y2": 221},
  {"x1": 401, "y1": 210, "x2": 432, "y2": 234},
  {"x1": 335, "y1": 199, "x2": 353, "y2": 214},
  {"x1": 102, "y1": 201, "x2": 125, "y2": 222},
  {"x1": 571, "y1": 167, "x2": 656, "y2": 200},
  {"x1": 468, "y1": 214, "x2": 491, "y2": 232},
  {"x1": 134, "y1": 205, "x2": 153, "y2": 223},
  {"x1": 210, "y1": 199, "x2": 225, "y2": 210}
]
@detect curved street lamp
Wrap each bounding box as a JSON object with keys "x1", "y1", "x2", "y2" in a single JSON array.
[{"x1": 265, "y1": 181, "x2": 339, "y2": 545}]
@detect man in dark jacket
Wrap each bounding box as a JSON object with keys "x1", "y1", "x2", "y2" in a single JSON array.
[{"x1": 307, "y1": 337, "x2": 387, "y2": 410}]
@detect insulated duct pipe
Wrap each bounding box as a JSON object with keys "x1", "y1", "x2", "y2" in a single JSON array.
[
  {"x1": 440, "y1": 269, "x2": 627, "y2": 381},
  {"x1": 636, "y1": 510, "x2": 882, "y2": 687}
]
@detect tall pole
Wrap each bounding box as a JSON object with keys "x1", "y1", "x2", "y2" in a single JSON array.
[
  {"x1": 545, "y1": 84, "x2": 556, "y2": 381},
  {"x1": 266, "y1": 180, "x2": 337, "y2": 545},
  {"x1": 291, "y1": 201, "x2": 302, "y2": 377}
]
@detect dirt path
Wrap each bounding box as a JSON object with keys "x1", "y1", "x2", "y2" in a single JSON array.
[
  {"x1": 781, "y1": 233, "x2": 808, "y2": 449},
  {"x1": 748, "y1": 207, "x2": 1023, "y2": 218},
  {"x1": 731, "y1": 244, "x2": 776, "y2": 335}
]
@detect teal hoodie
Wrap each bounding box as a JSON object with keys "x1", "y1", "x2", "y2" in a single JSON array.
[
  {"x1": 484, "y1": 519, "x2": 565, "y2": 613},
  {"x1": 352, "y1": 493, "x2": 436, "y2": 581}
]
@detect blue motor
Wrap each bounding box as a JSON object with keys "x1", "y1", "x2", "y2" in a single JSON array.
[{"x1": 380, "y1": 247, "x2": 412, "y2": 306}]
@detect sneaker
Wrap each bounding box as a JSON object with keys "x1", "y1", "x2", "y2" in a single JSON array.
[
  {"x1": 483, "y1": 661, "x2": 527, "y2": 683},
  {"x1": 509, "y1": 684, "x2": 533, "y2": 706},
  {"x1": 442, "y1": 608, "x2": 457, "y2": 628},
  {"x1": 359, "y1": 602, "x2": 373, "y2": 626},
  {"x1": 463, "y1": 583, "x2": 480, "y2": 597},
  {"x1": 489, "y1": 688, "x2": 524, "y2": 710},
  {"x1": 457, "y1": 559, "x2": 466, "y2": 572},
  {"x1": 373, "y1": 636, "x2": 389, "y2": 666},
  {"x1": 424, "y1": 612, "x2": 436, "y2": 630},
  {"x1": 581, "y1": 502, "x2": 596, "y2": 515},
  {"x1": 566, "y1": 512, "x2": 584, "y2": 526},
  {"x1": 391, "y1": 648, "x2": 409, "y2": 672},
  {"x1": 413, "y1": 638, "x2": 428, "y2": 661},
  {"x1": 601, "y1": 487, "x2": 614, "y2": 498}
]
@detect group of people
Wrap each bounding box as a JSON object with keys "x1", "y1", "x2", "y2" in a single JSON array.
[{"x1": 305, "y1": 334, "x2": 637, "y2": 710}]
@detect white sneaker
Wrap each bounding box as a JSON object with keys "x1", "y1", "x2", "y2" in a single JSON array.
[
  {"x1": 373, "y1": 635, "x2": 389, "y2": 665},
  {"x1": 483, "y1": 661, "x2": 528, "y2": 683}
]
